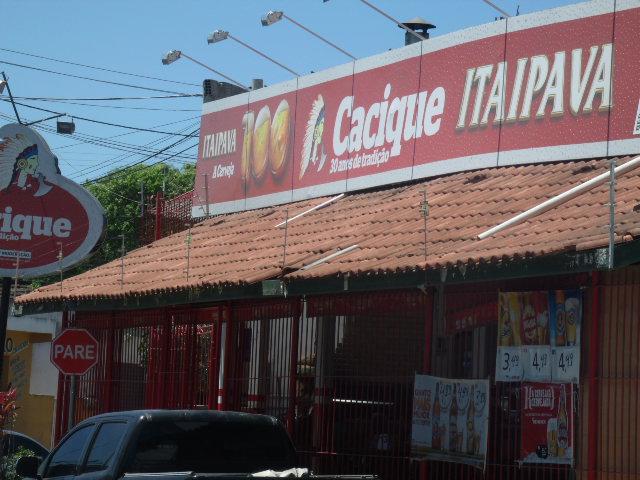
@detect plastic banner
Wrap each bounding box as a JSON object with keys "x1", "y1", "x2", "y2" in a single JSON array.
[
  {"x1": 411, "y1": 375, "x2": 489, "y2": 469},
  {"x1": 521, "y1": 382, "x2": 574, "y2": 464},
  {"x1": 496, "y1": 290, "x2": 582, "y2": 383}
]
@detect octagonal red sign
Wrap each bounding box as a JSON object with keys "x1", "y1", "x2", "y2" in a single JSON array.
[{"x1": 51, "y1": 328, "x2": 98, "y2": 375}]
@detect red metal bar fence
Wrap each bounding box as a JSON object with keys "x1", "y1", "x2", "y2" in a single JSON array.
[{"x1": 55, "y1": 269, "x2": 640, "y2": 480}]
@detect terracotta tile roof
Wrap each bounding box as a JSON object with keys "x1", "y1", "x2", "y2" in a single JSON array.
[{"x1": 16, "y1": 156, "x2": 640, "y2": 305}]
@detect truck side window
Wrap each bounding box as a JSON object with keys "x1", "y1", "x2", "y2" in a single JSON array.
[
  {"x1": 45, "y1": 426, "x2": 93, "y2": 478},
  {"x1": 84, "y1": 422, "x2": 128, "y2": 473}
]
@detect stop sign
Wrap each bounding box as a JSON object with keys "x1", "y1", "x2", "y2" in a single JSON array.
[{"x1": 51, "y1": 329, "x2": 98, "y2": 375}]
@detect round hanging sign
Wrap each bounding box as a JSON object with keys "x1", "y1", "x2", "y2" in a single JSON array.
[{"x1": 0, "y1": 123, "x2": 105, "y2": 278}]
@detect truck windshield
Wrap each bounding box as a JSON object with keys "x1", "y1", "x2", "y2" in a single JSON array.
[{"x1": 125, "y1": 420, "x2": 296, "y2": 474}]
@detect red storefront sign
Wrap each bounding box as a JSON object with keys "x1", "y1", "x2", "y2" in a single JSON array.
[
  {"x1": 51, "y1": 328, "x2": 99, "y2": 375},
  {"x1": 0, "y1": 124, "x2": 105, "y2": 278},
  {"x1": 193, "y1": 2, "x2": 640, "y2": 216}
]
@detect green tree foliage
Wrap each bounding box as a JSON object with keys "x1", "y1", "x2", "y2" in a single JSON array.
[{"x1": 30, "y1": 163, "x2": 195, "y2": 289}]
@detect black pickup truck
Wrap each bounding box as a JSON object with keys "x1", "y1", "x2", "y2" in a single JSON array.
[{"x1": 17, "y1": 410, "x2": 375, "y2": 480}]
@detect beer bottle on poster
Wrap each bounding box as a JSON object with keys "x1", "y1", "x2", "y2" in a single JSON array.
[
  {"x1": 522, "y1": 292, "x2": 538, "y2": 345},
  {"x1": 510, "y1": 292, "x2": 522, "y2": 345},
  {"x1": 449, "y1": 384, "x2": 458, "y2": 451},
  {"x1": 498, "y1": 292, "x2": 513, "y2": 346},
  {"x1": 466, "y1": 385, "x2": 476, "y2": 454},
  {"x1": 557, "y1": 385, "x2": 569, "y2": 457},
  {"x1": 555, "y1": 291, "x2": 567, "y2": 346},
  {"x1": 432, "y1": 383, "x2": 442, "y2": 449}
]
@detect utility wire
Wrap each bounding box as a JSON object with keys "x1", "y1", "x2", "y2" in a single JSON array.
[
  {"x1": 0, "y1": 115, "x2": 198, "y2": 176},
  {"x1": 0, "y1": 59, "x2": 198, "y2": 96},
  {"x1": 83, "y1": 132, "x2": 198, "y2": 186},
  {"x1": 66, "y1": 122, "x2": 199, "y2": 179},
  {"x1": 5, "y1": 115, "x2": 197, "y2": 161},
  {"x1": 14, "y1": 99, "x2": 200, "y2": 112},
  {"x1": 1, "y1": 98, "x2": 198, "y2": 137},
  {"x1": 0, "y1": 47, "x2": 200, "y2": 87},
  {"x1": 10, "y1": 94, "x2": 200, "y2": 101}
]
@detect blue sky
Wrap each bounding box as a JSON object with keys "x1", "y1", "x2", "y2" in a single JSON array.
[{"x1": 0, "y1": 0, "x2": 580, "y2": 185}]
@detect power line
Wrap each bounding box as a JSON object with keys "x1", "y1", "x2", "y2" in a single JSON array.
[
  {"x1": 0, "y1": 114, "x2": 198, "y2": 176},
  {"x1": 10, "y1": 94, "x2": 200, "y2": 101},
  {"x1": 11, "y1": 98, "x2": 200, "y2": 113},
  {"x1": 54, "y1": 116, "x2": 201, "y2": 149},
  {"x1": 0, "y1": 59, "x2": 198, "y2": 96},
  {"x1": 84, "y1": 138, "x2": 198, "y2": 186},
  {"x1": 1, "y1": 98, "x2": 198, "y2": 136},
  {"x1": 65, "y1": 122, "x2": 199, "y2": 179},
  {"x1": 0, "y1": 47, "x2": 201, "y2": 87}
]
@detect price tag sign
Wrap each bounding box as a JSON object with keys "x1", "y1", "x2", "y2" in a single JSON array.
[
  {"x1": 522, "y1": 346, "x2": 552, "y2": 382},
  {"x1": 496, "y1": 346, "x2": 524, "y2": 382},
  {"x1": 551, "y1": 346, "x2": 580, "y2": 383}
]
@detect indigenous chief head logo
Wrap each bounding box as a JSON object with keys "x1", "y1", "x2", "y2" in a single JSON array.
[
  {"x1": 0, "y1": 131, "x2": 59, "y2": 197},
  {"x1": 300, "y1": 94, "x2": 326, "y2": 179}
]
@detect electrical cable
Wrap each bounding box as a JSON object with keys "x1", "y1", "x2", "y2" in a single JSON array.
[
  {"x1": 9, "y1": 94, "x2": 200, "y2": 101},
  {"x1": 0, "y1": 47, "x2": 200, "y2": 87},
  {"x1": 1, "y1": 98, "x2": 198, "y2": 137},
  {"x1": 0, "y1": 59, "x2": 198, "y2": 96},
  {"x1": 10, "y1": 99, "x2": 200, "y2": 113},
  {"x1": 83, "y1": 133, "x2": 198, "y2": 185}
]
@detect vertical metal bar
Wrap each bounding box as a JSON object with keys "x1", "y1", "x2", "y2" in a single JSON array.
[
  {"x1": 222, "y1": 304, "x2": 233, "y2": 411},
  {"x1": 0, "y1": 277, "x2": 12, "y2": 376},
  {"x1": 288, "y1": 301, "x2": 300, "y2": 435},
  {"x1": 159, "y1": 309, "x2": 172, "y2": 409},
  {"x1": 104, "y1": 312, "x2": 115, "y2": 412},
  {"x1": 203, "y1": 174, "x2": 210, "y2": 217},
  {"x1": 613, "y1": 273, "x2": 621, "y2": 475},
  {"x1": 68, "y1": 375, "x2": 77, "y2": 430},
  {"x1": 214, "y1": 307, "x2": 223, "y2": 410},
  {"x1": 155, "y1": 191, "x2": 164, "y2": 241},
  {"x1": 624, "y1": 269, "x2": 633, "y2": 478},
  {"x1": 2, "y1": 72, "x2": 22, "y2": 124},
  {"x1": 608, "y1": 159, "x2": 616, "y2": 269},
  {"x1": 634, "y1": 268, "x2": 640, "y2": 479},
  {"x1": 208, "y1": 308, "x2": 220, "y2": 409},
  {"x1": 420, "y1": 292, "x2": 437, "y2": 480}
]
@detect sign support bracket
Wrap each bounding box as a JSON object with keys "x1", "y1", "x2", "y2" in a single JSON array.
[{"x1": 0, "y1": 277, "x2": 12, "y2": 378}]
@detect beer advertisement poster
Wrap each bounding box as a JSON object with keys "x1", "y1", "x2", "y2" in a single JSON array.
[
  {"x1": 521, "y1": 382, "x2": 573, "y2": 464},
  {"x1": 495, "y1": 290, "x2": 581, "y2": 383},
  {"x1": 411, "y1": 374, "x2": 489, "y2": 469}
]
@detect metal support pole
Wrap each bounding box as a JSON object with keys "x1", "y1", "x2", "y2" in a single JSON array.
[
  {"x1": 608, "y1": 159, "x2": 616, "y2": 269},
  {"x1": 587, "y1": 271, "x2": 601, "y2": 480},
  {"x1": 154, "y1": 191, "x2": 164, "y2": 241},
  {"x1": 0, "y1": 277, "x2": 12, "y2": 380},
  {"x1": 2, "y1": 72, "x2": 22, "y2": 124},
  {"x1": 68, "y1": 375, "x2": 77, "y2": 430},
  {"x1": 203, "y1": 174, "x2": 210, "y2": 217}
]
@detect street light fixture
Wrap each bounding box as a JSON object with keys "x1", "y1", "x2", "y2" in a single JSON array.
[
  {"x1": 323, "y1": 0, "x2": 427, "y2": 42},
  {"x1": 207, "y1": 30, "x2": 300, "y2": 77},
  {"x1": 261, "y1": 10, "x2": 356, "y2": 61},
  {"x1": 161, "y1": 50, "x2": 249, "y2": 91}
]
